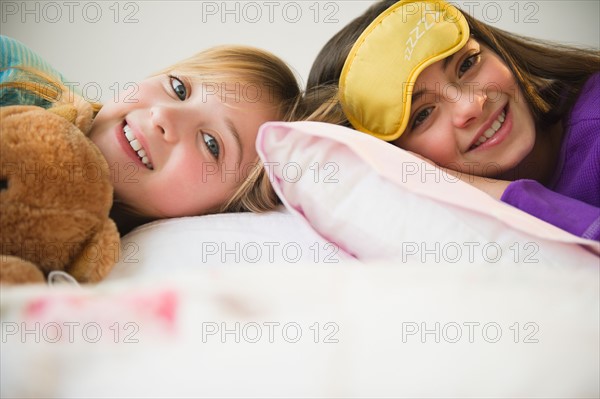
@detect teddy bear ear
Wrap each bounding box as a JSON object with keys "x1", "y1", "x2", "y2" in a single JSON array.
[
  {"x1": 48, "y1": 93, "x2": 94, "y2": 134},
  {"x1": 71, "y1": 94, "x2": 94, "y2": 134},
  {"x1": 47, "y1": 104, "x2": 78, "y2": 124}
]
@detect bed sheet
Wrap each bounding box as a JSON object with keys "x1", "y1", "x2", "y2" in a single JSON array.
[{"x1": 1, "y1": 250, "x2": 598, "y2": 398}]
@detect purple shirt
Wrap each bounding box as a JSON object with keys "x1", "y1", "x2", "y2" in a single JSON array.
[{"x1": 501, "y1": 73, "x2": 600, "y2": 241}]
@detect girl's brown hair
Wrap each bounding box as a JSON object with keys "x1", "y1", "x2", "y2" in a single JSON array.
[{"x1": 304, "y1": 0, "x2": 600, "y2": 130}]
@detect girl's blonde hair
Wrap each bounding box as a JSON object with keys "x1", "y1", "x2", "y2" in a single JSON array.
[{"x1": 1, "y1": 46, "x2": 302, "y2": 231}]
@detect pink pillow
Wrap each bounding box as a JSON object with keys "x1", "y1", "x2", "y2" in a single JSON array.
[{"x1": 257, "y1": 121, "x2": 599, "y2": 265}]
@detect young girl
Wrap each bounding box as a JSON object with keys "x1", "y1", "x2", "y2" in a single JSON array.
[
  {"x1": 1, "y1": 35, "x2": 301, "y2": 234},
  {"x1": 302, "y1": 0, "x2": 600, "y2": 241}
]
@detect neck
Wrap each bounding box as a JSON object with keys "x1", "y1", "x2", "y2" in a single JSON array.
[
  {"x1": 110, "y1": 203, "x2": 154, "y2": 236},
  {"x1": 499, "y1": 122, "x2": 564, "y2": 184}
]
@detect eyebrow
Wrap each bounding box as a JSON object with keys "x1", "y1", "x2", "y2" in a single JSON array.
[
  {"x1": 225, "y1": 117, "x2": 243, "y2": 166},
  {"x1": 442, "y1": 53, "x2": 455, "y2": 72},
  {"x1": 411, "y1": 53, "x2": 456, "y2": 103}
]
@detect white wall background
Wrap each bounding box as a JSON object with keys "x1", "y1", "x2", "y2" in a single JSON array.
[{"x1": 2, "y1": 0, "x2": 599, "y2": 103}]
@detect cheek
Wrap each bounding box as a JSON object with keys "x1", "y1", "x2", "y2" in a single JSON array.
[
  {"x1": 482, "y1": 60, "x2": 517, "y2": 94},
  {"x1": 89, "y1": 102, "x2": 132, "y2": 149},
  {"x1": 93, "y1": 96, "x2": 128, "y2": 124},
  {"x1": 92, "y1": 80, "x2": 157, "y2": 126},
  {"x1": 396, "y1": 125, "x2": 455, "y2": 163},
  {"x1": 152, "y1": 160, "x2": 236, "y2": 217},
  {"x1": 89, "y1": 105, "x2": 114, "y2": 140}
]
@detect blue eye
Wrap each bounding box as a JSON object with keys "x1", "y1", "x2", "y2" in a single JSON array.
[
  {"x1": 411, "y1": 107, "x2": 433, "y2": 129},
  {"x1": 458, "y1": 52, "x2": 481, "y2": 78},
  {"x1": 203, "y1": 133, "x2": 220, "y2": 159},
  {"x1": 170, "y1": 76, "x2": 187, "y2": 100}
]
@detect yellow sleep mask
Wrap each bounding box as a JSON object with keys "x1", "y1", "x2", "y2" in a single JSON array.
[{"x1": 339, "y1": 0, "x2": 469, "y2": 141}]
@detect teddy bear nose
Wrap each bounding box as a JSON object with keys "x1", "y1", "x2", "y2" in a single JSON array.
[{"x1": 0, "y1": 178, "x2": 7, "y2": 191}]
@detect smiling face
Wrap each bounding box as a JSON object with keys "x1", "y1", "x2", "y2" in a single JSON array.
[
  {"x1": 394, "y1": 38, "x2": 537, "y2": 178},
  {"x1": 89, "y1": 74, "x2": 277, "y2": 218}
]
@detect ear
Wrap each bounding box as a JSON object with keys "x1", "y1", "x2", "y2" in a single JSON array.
[
  {"x1": 71, "y1": 94, "x2": 94, "y2": 135},
  {"x1": 47, "y1": 104, "x2": 78, "y2": 123}
]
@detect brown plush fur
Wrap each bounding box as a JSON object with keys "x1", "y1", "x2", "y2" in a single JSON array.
[{"x1": 0, "y1": 102, "x2": 120, "y2": 284}]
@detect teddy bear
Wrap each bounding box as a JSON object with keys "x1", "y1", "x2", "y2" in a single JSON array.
[{"x1": 0, "y1": 100, "x2": 120, "y2": 284}]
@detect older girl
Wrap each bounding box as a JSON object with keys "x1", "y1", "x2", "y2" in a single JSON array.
[{"x1": 303, "y1": 0, "x2": 600, "y2": 241}]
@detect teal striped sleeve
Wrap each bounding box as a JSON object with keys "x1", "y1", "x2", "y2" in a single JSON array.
[{"x1": 1, "y1": 35, "x2": 66, "y2": 107}]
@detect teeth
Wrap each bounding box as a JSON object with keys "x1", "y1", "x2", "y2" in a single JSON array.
[
  {"x1": 124, "y1": 125, "x2": 135, "y2": 141},
  {"x1": 472, "y1": 110, "x2": 506, "y2": 149},
  {"x1": 123, "y1": 124, "x2": 153, "y2": 170},
  {"x1": 130, "y1": 139, "x2": 142, "y2": 151}
]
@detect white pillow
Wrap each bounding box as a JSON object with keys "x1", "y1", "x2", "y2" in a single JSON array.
[
  {"x1": 104, "y1": 207, "x2": 352, "y2": 282},
  {"x1": 256, "y1": 121, "x2": 599, "y2": 266}
]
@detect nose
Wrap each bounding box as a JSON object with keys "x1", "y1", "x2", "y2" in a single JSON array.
[
  {"x1": 449, "y1": 85, "x2": 487, "y2": 128},
  {"x1": 151, "y1": 104, "x2": 186, "y2": 143}
]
